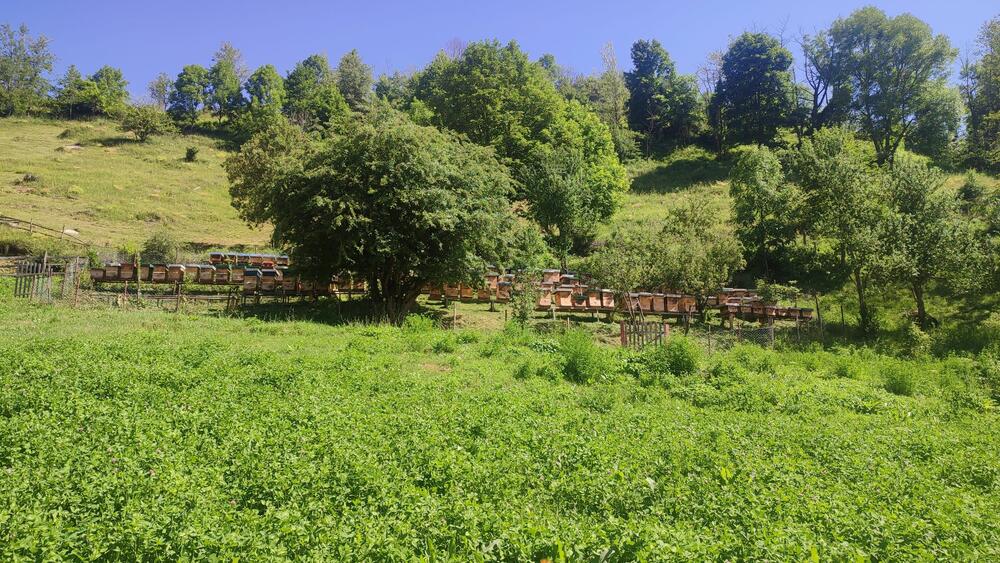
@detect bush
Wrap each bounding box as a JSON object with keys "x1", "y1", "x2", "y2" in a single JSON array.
[
  {"x1": 644, "y1": 336, "x2": 702, "y2": 376},
  {"x1": 830, "y1": 357, "x2": 857, "y2": 379},
  {"x1": 902, "y1": 323, "x2": 932, "y2": 358},
  {"x1": 558, "y1": 329, "x2": 609, "y2": 384},
  {"x1": 184, "y1": 146, "x2": 199, "y2": 162},
  {"x1": 120, "y1": 104, "x2": 174, "y2": 142},
  {"x1": 140, "y1": 230, "x2": 178, "y2": 263},
  {"x1": 884, "y1": 365, "x2": 917, "y2": 396}
]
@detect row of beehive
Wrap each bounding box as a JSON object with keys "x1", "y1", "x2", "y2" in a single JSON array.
[
  {"x1": 718, "y1": 299, "x2": 814, "y2": 321},
  {"x1": 91, "y1": 263, "x2": 261, "y2": 285},
  {"x1": 208, "y1": 252, "x2": 290, "y2": 267}
]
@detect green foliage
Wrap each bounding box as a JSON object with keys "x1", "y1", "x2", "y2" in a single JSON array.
[
  {"x1": 730, "y1": 146, "x2": 801, "y2": 278},
  {"x1": 625, "y1": 39, "x2": 704, "y2": 153},
  {"x1": 168, "y1": 64, "x2": 210, "y2": 128},
  {"x1": 884, "y1": 364, "x2": 918, "y2": 396},
  {"x1": 226, "y1": 104, "x2": 515, "y2": 323},
  {"x1": 1, "y1": 302, "x2": 999, "y2": 559},
  {"x1": 244, "y1": 64, "x2": 286, "y2": 110},
  {"x1": 120, "y1": 104, "x2": 174, "y2": 142},
  {"x1": 962, "y1": 16, "x2": 1000, "y2": 172},
  {"x1": 787, "y1": 126, "x2": 887, "y2": 335},
  {"x1": 184, "y1": 146, "x2": 199, "y2": 162},
  {"x1": 89, "y1": 65, "x2": 129, "y2": 116},
  {"x1": 557, "y1": 329, "x2": 610, "y2": 383},
  {"x1": 411, "y1": 40, "x2": 628, "y2": 258},
  {"x1": 147, "y1": 72, "x2": 174, "y2": 110},
  {"x1": 884, "y1": 157, "x2": 984, "y2": 328},
  {"x1": 902, "y1": 323, "x2": 932, "y2": 359},
  {"x1": 0, "y1": 23, "x2": 54, "y2": 116},
  {"x1": 646, "y1": 335, "x2": 702, "y2": 376},
  {"x1": 140, "y1": 229, "x2": 179, "y2": 263},
  {"x1": 828, "y1": 6, "x2": 957, "y2": 164},
  {"x1": 710, "y1": 32, "x2": 795, "y2": 148},
  {"x1": 207, "y1": 42, "x2": 246, "y2": 119},
  {"x1": 585, "y1": 225, "x2": 659, "y2": 299},
  {"x1": 284, "y1": 54, "x2": 350, "y2": 130},
  {"x1": 336, "y1": 49, "x2": 372, "y2": 111}
]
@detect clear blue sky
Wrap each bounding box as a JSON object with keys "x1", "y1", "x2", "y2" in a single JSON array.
[{"x1": 6, "y1": 0, "x2": 997, "y2": 99}]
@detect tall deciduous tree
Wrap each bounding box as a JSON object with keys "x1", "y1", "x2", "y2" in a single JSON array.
[
  {"x1": 883, "y1": 158, "x2": 983, "y2": 328},
  {"x1": 787, "y1": 127, "x2": 889, "y2": 334},
  {"x1": 168, "y1": 64, "x2": 210, "y2": 128},
  {"x1": 658, "y1": 198, "x2": 745, "y2": 314},
  {"x1": 412, "y1": 40, "x2": 628, "y2": 258},
  {"x1": 625, "y1": 39, "x2": 703, "y2": 153},
  {"x1": 226, "y1": 104, "x2": 515, "y2": 323},
  {"x1": 148, "y1": 72, "x2": 174, "y2": 110},
  {"x1": 208, "y1": 42, "x2": 245, "y2": 119},
  {"x1": 828, "y1": 7, "x2": 957, "y2": 164},
  {"x1": 962, "y1": 16, "x2": 1000, "y2": 171},
  {"x1": 336, "y1": 49, "x2": 373, "y2": 111},
  {"x1": 0, "y1": 23, "x2": 54, "y2": 116},
  {"x1": 730, "y1": 146, "x2": 800, "y2": 278},
  {"x1": 244, "y1": 64, "x2": 285, "y2": 109},
  {"x1": 90, "y1": 66, "x2": 129, "y2": 116},
  {"x1": 284, "y1": 54, "x2": 349, "y2": 129},
  {"x1": 710, "y1": 32, "x2": 795, "y2": 148},
  {"x1": 53, "y1": 65, "x2": 98, "y2": 117}
]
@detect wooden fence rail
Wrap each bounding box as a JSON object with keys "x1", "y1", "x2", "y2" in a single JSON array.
[{"x1": 620, "y1": 320, "x2": 670, "y2": 348}]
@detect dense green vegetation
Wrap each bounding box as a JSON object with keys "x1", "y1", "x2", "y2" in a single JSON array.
[{"x1": 1, "y1": 298, "x2": 998, "y2": 559}]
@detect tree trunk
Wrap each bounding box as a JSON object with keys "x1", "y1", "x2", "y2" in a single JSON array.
[
  {"x1": 853, "y1": 269, "x2": 873, "y2": 336},
  {"x1": 912, "y1": 282, "x2": 927, "y2": 330}
]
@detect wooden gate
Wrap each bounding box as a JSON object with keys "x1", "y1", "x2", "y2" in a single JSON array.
[
  {"x1": 620, "y1": 320, "x2": 670, "y2": 348},
  {"x1": 13, "y1": 261, "x2": 54, "y2": 302}
]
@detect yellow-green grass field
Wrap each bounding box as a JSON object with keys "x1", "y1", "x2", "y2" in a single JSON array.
[{"x1": 0, "y1": 117, "x2": 269, "y2": 249}]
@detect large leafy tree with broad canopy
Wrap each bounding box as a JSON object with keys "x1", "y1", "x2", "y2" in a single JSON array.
[{"x1": 226, "y1": 104, "x2": 515, "y2": 323}]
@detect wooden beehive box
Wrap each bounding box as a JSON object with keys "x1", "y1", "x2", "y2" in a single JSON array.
[
  {"x1": 555, "y1": 286, "x2": 574, "y2": 308},
  {"x1": 300, "y1": 279, "x2": 315, "y2": 292},
  {"x1": 460, "y1": 285, "x2": 474, "y2": 300},
  {"x1": 601, "y1": 290, "x2": 615, "y2": 309},
  {"x1": 679, "y1": 295, "x2": 697, "y2": 313},
  {"x1": 164, "y1": 264, "x2": 184, "y2": 283},
  {"x1": 485, "y1": 273, "x2": 499, "y2": 290},
  {"x1": 477, "y1": 287, "x2": 490, "y2": 301},
  {"x1": 651, "y1": 294, "x2": 666, "y2": 313},
  {"x1": 637, "y1": 292, "x2": 653, "y2": 312},
  {"x1": 243, "y1": 268, "x2": 261, "y2": 292},
  {"x1": 428, "y1": 286, "x2": 442, "y2": 300},
  {"x1": 230, "y1": 267, "x2": 245, "y2": 284},
  {"x1": 209, "y1": 252, "x2": 223, "y2": 265},
  {"x1": 89, "y1": 267, "x2": 105, "y2": 282},
  {"x1": 260, "y1": 269, "x2": 281, "y2": 291},
  {"x1": 151, "y1": 264, "x2": 168, "y2": 283},
  {"x1": 213, "y1": 267, "x2": 231, "y2": 284},
  {"x1": 276, "y1": 255, "x2": 290, "y2": 267},
  {"x1": 281, "y1": 275, "x2": 298, "y2": 292},
  {"x1": 119, "y1": 263, "x2": 136, "y2": 281},
  {"x1": 496, "y1": 282, "x2": 512, "y2": 302},
  {"x1": 198, "y1": 264, "x2": 216, "y2": 284},
  {"x1": 536, "y1": 287, "x2": 552, "y2": 308},
  {"x1": 542, "y1": 269, "x2": 561, "y2": 285},
  {"x1": 138, "y1": 265, "x2": 151, "y2": 282},
  {"x1": 587, "y1": 290, "x2": 601, "y2": 308},
  {"x1": 799, "y1": 308, "x2": 814, "y2": 320},
  {"x1": 444, "y1": 284, "x2": 460, "y2": 300},
  {"x1": 104, "y1": 263, "x2": 121, "y2": 281}
]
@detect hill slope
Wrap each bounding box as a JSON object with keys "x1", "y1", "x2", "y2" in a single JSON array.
[{"x1": 0, "y1": 117, "x2": 269, "y2": 249}]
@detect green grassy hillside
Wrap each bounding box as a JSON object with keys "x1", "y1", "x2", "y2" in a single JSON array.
[
  {"x1": 0, "y1": 117, "x2": 269, "y2": 249},
  {"x1": 2, "y1": 298, "x2": 998, "y2": 559}
]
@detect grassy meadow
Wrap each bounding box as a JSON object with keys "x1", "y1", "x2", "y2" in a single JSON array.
[
  {"x1": 1, "y1": 297, "x2": 998, "y2": 560},
  {"x1": 0, "y1": 117, "x2": 269, "y2": 250}
]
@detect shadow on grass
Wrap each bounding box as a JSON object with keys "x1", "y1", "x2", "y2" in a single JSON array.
[
  {"x1": 227, "y1": 296, "x2": 466, "y2": 327},
  {"x1": 630, "y1": 150, "x2": 732, "y2": 194}
]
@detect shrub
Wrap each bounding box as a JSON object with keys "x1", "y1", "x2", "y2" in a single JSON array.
[
  {"x1": 884, "y1": 365, "x2": 917, "y2": 396},
  {"x1": 558, "y1": 329, "x2": 609, "y2": 384},
  {"x1": 902, "y1": 323, "x2": 932, "y2": 358},
  {"x1": 184, "y1": 146, "x2": 199, "y2": 162},
  {"x1": 140, "y1": 230, "x2": 178, "y2": 263},
  {"x1": 432, "y1": 334, "x2": 457, "y2": 354},
  {"x1": 402, "y1": 314, "x2": 436, "y2": 332},
  {"x1": 644, "y1": 336, "x2": 702, "y2": 376},
  {"x1": 829, "y1": 356, "x2": 857, "y2": 379},
  {"x1": 120, "y1": 104, "x2": 174, "y2": 142}
]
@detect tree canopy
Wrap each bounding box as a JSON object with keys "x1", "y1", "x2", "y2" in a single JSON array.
[{"x1": 226, "y1": 104, "x2": 515, "y2": 323}]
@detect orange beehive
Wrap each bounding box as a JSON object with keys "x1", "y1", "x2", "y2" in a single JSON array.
[
  {"x1": 536, "y1": 287, "x2": 552, "y2": 308},
  {"x1": 555, "y1": 286, "x2": 574, "y2": 308},
  {"x1": 637, "y1": 292, "x2": 653, "y2": 311},
  {"x1": 151, "y1": 264, "x2": 168, "y2": 283},
  {"x1": 197, "y1": 265, "x2": 216, "y2": 284},
  {"x1": 460, "y1": 285, "x2": 474, "y2": 300},
  {"x1": 496, "y1": 282, "x2": 512, "y2": 302},
  {"x1": 444, "y1": 284, "x2": 460, "y2": 300},
  {"x1": 542, "y1": 269, "x2": 561, "y2": 285},
  {"x1": 651, "y1": 294, "x2": 666, "y2": 313},
  {"x1": 600, "y1": 290, "x2": 615, "y2": 309},
  {"x1": 587, "y1": 291, "x2": 601, "y2": 308}
]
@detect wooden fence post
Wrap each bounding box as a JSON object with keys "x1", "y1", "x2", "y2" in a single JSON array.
[{"x1": 619, "y1": 321, "x2": 626, "y2": 347}]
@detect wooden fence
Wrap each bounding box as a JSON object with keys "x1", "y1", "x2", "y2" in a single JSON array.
[
  {"x1": 620, "y1": 320, "x2": 670, "y2": 348},
  {"x1": 13, "y1": 262, "x2": 54, "y2": 301}
]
